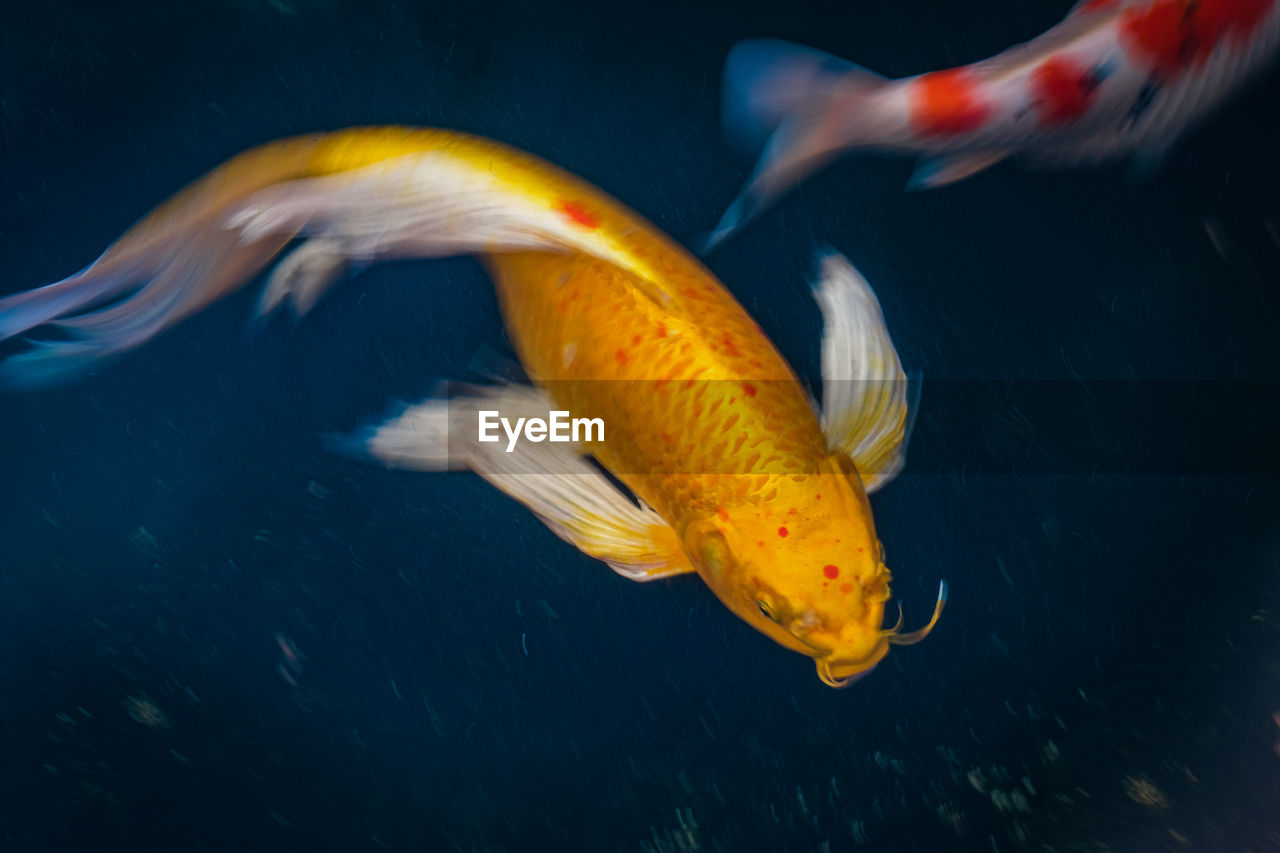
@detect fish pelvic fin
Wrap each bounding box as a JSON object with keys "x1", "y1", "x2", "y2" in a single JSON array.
[
  {"x1": 706, "y1": 40, "x2": 890, "y2": 252},
  {"x1": 907, "y1": 149, "x2": 1012, "y2": 190},
  {"x1": 337, "y1": 383, "x2": 693, "y2": 582}
]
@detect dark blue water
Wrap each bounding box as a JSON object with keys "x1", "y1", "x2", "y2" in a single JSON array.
[{"x1": 2, "y1": 1, "x2": 1278, "y2": 850}]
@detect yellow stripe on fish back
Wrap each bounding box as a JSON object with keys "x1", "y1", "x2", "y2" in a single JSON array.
[{"x1": 487, "y1": 251, "x2": 829, "y2": 529}]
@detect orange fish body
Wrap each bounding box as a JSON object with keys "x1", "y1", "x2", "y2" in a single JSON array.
[
  {"x1": 489, "y1": 250, "x2": 894, "y2": 676},
  {"x1": 0, "y1": 127, "x2": 943, "y2": 685}
]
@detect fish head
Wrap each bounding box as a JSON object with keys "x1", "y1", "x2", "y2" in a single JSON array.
[{"x1": 684, "y1": 452, "x2": 944, "y2": 687}]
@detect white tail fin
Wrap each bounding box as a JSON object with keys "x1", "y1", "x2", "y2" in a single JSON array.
[
  {"x1": 706, "y1": 40, "x2": 888, "y2": 252},
  {"x1": 0, "y1": 229, "x2": 293, "y2": 388}
]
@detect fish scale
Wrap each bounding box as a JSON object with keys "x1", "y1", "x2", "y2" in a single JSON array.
[{"x1": 486, "y1": 249, "x2": 828, "y2": 530}]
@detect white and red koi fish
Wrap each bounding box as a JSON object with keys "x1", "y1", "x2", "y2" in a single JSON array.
[{"x1": 707, "y1": 0, "x2": 1280, "y2": 247}]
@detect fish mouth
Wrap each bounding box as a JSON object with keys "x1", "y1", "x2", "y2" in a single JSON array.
[
  {"x1": 815, "y1": 658, "x2": 877, "y2": 688},
  {"x1": 813, "y1": 638, "x2": 890, "y2": 688}
]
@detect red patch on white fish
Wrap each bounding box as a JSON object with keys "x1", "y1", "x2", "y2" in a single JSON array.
[
  {"x1": 1121, "y1": 2, "x2": 1198, "y2": 78},
  {"x1": 1121, "y1": 0, "x2": 1275, "y2": 78},
  {"x1": 909, "y1": 69, "x2": 993, "y2": 136},
  {"x1": 1030, "y1": 56, "x2": 1102, "y2": 125},
  {"x1": 1192, "y1": 0, "x2": 1274, "y2": 46}
]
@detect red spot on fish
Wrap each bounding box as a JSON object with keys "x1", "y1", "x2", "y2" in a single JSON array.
[
  {"x1": 1030, "y1": 56, "x2": 1102, "y2": 125},
  {"x1": 556, "y1": 200, "x2": 599, "y2": 229},
  {"x1": 1121, "y1": 2, "x2": 1201, "y2": 77},
  {"x1": 1118, "y1": 0, "x2": 1270, "y2": 80},
  {"x1": 840, "y1": 583, "x2": 854, "y2": 595},
  {"x1": 742, "y1": 382, "x2": 757, "y2": 397},
  {"x1": 788, "y1": 507, "x2": 798, "y2": 516},
  {"x1": 722, "y1": 333, "x2": 741, "y2": 357},
  {"x1": 656, "y1": 323, "x2": 667, "y2": 338},
  {"x1": 778, "y1": 526, "x2": 789, "y2": 538},
  {"x1": 632, "y1": 334, "x2": 642, "y2": 346},
  {"x1": 815, "y1": 493, "x2": 822, "y2": 500},
  {"x1": 615, "y1": 349, "x2": 629, "y2": 367},
  {"x1": 683, "y1": 287, "x2": 701, "y2": 300},
  {"x1": 1192, "y1": 0, "x2": 1273, "y2": 48},
  {"x1": 717, "y1": 506, "x2": 729, "y2": 522},
  {"x1": 757, "y1": 540, "x2": 765, "y2": 547},
  {"x1": 823, "y1": 564, "x2": 840, "y2": 580},
  {"x1": 909, "y1": 69, "x2": 992, "y2": 137}
]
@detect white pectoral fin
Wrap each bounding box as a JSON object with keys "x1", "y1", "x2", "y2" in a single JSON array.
[
  {"x1": 814, "y1": 251, "x2": 914, "y2": 493},
  {"x1": 337, "y1": 383, "x2": 692, "y2": 582}
]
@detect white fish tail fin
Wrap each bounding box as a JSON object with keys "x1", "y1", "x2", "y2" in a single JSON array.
[
  {"x1": 705, "y1": 40, "x2": 889, "y2": 252},
  {"x1": 0, "y1": 141, "x2": 334, "y2": 388},
  {"x1": 0, "y1": 260, "x2": 132, "y2": 343},
  {"x1": 0, "y1": 225, "x2": 295, "y2": 389}
]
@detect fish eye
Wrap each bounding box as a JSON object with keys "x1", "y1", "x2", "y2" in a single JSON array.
[{"x1": 756, "y1": 599, "x2": 777, "y2": 621}]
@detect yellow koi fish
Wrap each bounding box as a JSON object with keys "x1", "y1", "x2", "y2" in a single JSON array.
[{"x1": 0, "y1": 127, "x2": 945, "y2": 686}]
